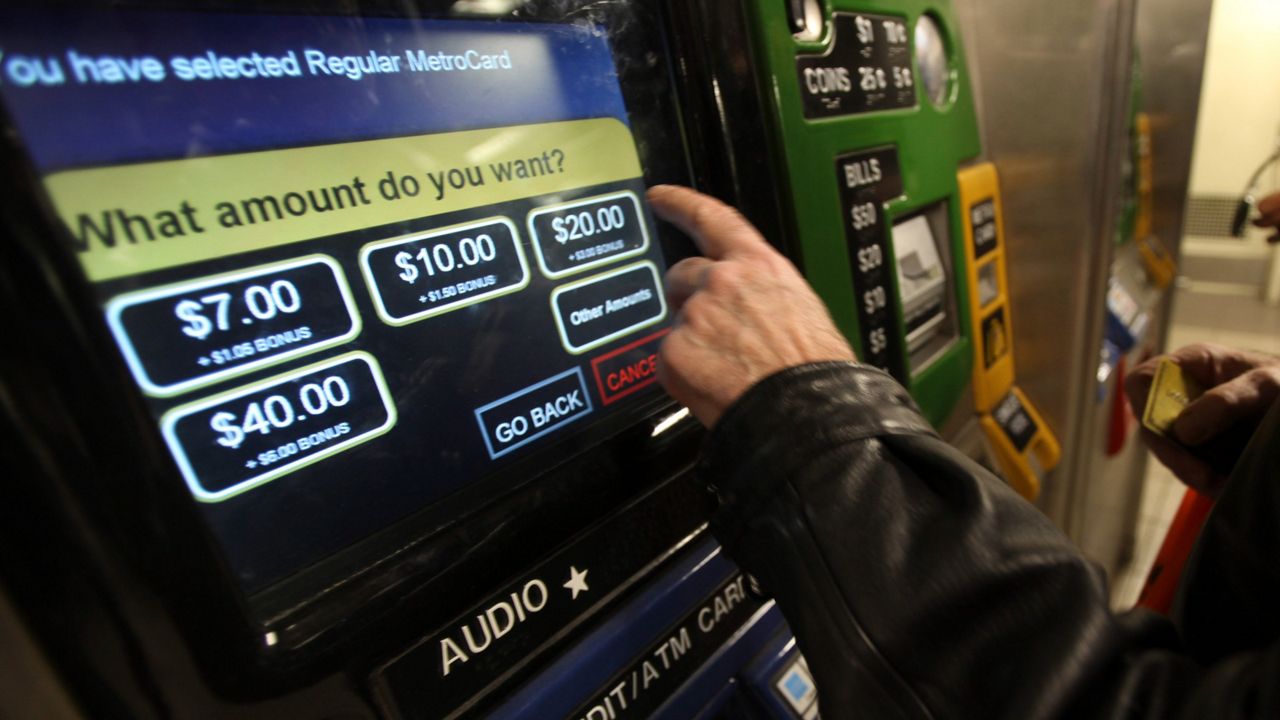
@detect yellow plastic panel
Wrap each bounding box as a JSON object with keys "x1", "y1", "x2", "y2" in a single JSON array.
[
  {"x1": 958, "y1": 163, "x2": 1014, "y2": 413},
  {"x1": 979, "y1": 386, "x2": 1061, "y2": 501}
]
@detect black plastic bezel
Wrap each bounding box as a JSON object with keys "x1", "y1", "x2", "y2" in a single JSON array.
[{"x1": 0, "y1": 0, "x2": 785, "y2": 704}]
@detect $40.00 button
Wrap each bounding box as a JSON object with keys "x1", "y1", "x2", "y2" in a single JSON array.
[
  {"x1": 360, "y1": 217, "x2": 530, "y2": 326},
  {"x1": 160, "y1": 352, "x2": 397, "y2": 502}
]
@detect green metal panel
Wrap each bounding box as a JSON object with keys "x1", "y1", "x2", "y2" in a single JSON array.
[{"x1": 744, "y1": 0, "x2": 982, "y2": 426}]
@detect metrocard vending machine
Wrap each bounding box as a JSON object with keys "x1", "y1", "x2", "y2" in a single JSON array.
[
  {"x1": 760, "y1": 0, "x2": 1061, "y2": 498},
  {"x1": 1, "y1": 2, "x2": 1047, "y2": 719}
]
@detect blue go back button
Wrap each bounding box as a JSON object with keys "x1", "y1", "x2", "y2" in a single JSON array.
[{"x1": 474, "y1": 368, "x2": 593, "y2": 459}]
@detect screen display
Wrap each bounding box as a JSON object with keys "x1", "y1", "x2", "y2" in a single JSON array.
[{"x1": 0, "y1": 7, "x2": 678, "y2": 594}]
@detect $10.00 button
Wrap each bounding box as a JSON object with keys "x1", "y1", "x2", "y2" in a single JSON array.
[
  {"x1": 160, "y1": 352, "x2": 396, "y2": 502},
  {"x1": 360, "y1": 218, "x2": 530, "y2": 326}
]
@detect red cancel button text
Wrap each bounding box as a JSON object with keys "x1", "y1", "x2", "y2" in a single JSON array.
[{"x1": 590, "y1": 328, "x2": 670, "y2": 405}]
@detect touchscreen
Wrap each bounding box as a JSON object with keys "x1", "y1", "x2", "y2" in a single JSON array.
[{"x1": 0, "y1": 8, "x2": 674, "y2": 593}]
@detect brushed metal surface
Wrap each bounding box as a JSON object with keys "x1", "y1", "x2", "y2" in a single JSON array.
[
  {"x1": 1137, "y1": 0, "x2": 1214, "y2": 261},
  {"x1": 953, "y1": 0, "x2": 1137, "y2": 532},
  {"x1": 1071, "y1": 0, "x2": 1213, "y2": 576},
  {"x1": 953, "y1": 0, "x2": 1212, "y2": 573},
  {"x1": 1087, "y1": 0, "x2": 1214, "y2": 573}
]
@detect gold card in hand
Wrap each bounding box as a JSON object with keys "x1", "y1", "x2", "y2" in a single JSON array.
[{"x1": 1142, "y1": 358, "x2": 1203, "y2": 437}]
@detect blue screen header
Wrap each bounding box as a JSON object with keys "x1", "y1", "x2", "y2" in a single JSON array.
[{"x1": 0, "y1": 9, "x2": 629, "y2": 172}]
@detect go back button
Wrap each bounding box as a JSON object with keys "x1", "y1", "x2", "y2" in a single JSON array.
[
  {"x1": 550, "y1": 262, "x2": 667, "y2": 355},
  {"x1": 474, "y1": 368, "x2": 594, "y2": 459}
]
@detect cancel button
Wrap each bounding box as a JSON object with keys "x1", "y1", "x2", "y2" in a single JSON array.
[{"x1": 550, "y1": 262, "x2": 667, "y2": 354}]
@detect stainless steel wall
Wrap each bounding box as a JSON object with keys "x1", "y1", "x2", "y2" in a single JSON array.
[
  {"x1": 953, "y1": 0, "x2": 1211, "y2": 572},
  {"x1": 1137, "y1": 0, "x2": 1214, "y2": 256},
  {"x1": 1074, "y1": 0, "x2": 1213, "y2": 575},
  {"x1": 953, "y1": 0, "x2": 1138, "y2": 524}
]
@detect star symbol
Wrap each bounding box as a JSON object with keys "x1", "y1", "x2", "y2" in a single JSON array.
[
  {"x1": 245, "y1": 460, "x2": 258, "y2": 469},
  {"x1": 563, "y1": 566, "x2": 589, "y2": 600},
  {"x1": 419, "y1": 295, "x2": 428, "y2": 303},
  {"x1": 198, "y1": 357, "x2": 211, "y2": 366}
]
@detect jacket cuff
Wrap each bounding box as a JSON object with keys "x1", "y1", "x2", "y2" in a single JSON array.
[{"x1": 699, "y1": 362, "x2": 936, "y2": 544}]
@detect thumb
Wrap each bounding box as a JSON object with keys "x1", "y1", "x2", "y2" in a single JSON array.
[{"x1": 1174, "y1": 367, "x2": 1280, "y2": 445}]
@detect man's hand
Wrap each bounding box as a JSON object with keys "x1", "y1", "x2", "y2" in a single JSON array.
[
  {"x1": 647, "y1": 185, "x2": 855, "y2": 428},
  {"x1": 1254, "y1": 191, "x2": 1280, "y2": 244},
  {"x1": 1125, "y1": 343, "x2": 1280, "y2": 496}
]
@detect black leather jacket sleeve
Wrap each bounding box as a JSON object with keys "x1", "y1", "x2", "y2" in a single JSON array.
[{"x1": 700, "y1": 362, "x2": 1280, "y2": 719}]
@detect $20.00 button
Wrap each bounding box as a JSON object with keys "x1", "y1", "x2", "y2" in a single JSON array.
[{"x1": 527, "y1": 191, "x2": 649, "y2": 278}]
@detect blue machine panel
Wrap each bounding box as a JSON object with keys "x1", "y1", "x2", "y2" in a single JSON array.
[{"x1": 485, "y1": 540, "x2": 821, "y2": 720}]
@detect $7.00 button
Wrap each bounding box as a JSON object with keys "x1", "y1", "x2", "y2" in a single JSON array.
[
  {"x1": 105, "y1": 255, "x2": 361, "y2": 397},
  {"x1": 160, "y1": 352, "x2": 397, "y2": 502},
  {"x1": 359, "y1": 217, "x2": 530, "y2": 326}
]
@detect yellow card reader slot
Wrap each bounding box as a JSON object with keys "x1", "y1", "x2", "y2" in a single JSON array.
[{"x1": 958, "y1": 163, "x2": 1062, "y2": 500}]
